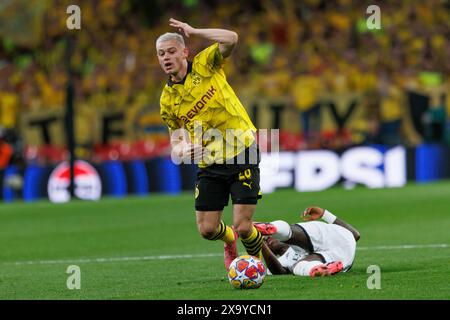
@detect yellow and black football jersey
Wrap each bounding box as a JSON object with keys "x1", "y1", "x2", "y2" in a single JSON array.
[{"x1": 160, "y1": 43, "x2": 256, "y2": 167}]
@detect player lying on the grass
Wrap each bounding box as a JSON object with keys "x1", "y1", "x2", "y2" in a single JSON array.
[{"x1": 255, "y1": 206, "x2": 360, "y2": 277}]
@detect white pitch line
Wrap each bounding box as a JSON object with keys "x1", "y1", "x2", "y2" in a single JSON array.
[
  {"x1": 1, "y1": 244, "x2": 449, "y2": 267},
  {"x1": 0, "y1": 253, "x2": 222, "y2": 266},
  {"x1": 356, "y1": 244, "x2": 450, "y2": 250}
]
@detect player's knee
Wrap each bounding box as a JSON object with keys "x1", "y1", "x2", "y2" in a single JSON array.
[
  {"x1": 271, "y1": 220, "x2": 292, "y2": 241},
  {"x1": 198, "y1": 224, "x2": 218, "y2": 240},
  {"x1": 234, "y1": 221, "x2": 253, "y2": 238}
]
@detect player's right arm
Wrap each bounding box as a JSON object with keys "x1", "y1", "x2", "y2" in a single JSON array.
[
  {"x1": 303, "y1": 206, "x2": 361, "y2": 241},
  {"x1": 261, "y1": 241, "x2": 290, "y2": 275},
  {"x1": 160, "y1": 99, "x2": 204, "y2": 162},
  {"x1": 170, "y1": 127, "x2": 204, "y2": 162},
  {"x1": 168, "y1": 18, "x2": 238, "y2": 58}
]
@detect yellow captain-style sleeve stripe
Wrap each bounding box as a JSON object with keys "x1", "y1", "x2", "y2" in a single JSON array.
[{"x1": 193, "y1": 43, "x2": 224, "y2": 77}]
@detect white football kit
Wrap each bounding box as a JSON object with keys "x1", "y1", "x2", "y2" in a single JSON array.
[{"x1": 277, "y1": 221, "x2": 356, "y2": 273}]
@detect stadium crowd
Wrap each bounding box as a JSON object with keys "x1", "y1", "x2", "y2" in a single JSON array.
[{"x1": 0, "y1": 0, "x2": 449, "y2": 162}]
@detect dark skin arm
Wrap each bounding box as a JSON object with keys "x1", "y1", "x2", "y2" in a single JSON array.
[
  {"x1": 261, "y1": 241, "x2": 290, "y2": 275},
  {"x1": 303, "y1": 207, "x2": 361, "y2": 241},
  {"x1": 333, "y1": 218, "x2": 361, "y2": 241}
]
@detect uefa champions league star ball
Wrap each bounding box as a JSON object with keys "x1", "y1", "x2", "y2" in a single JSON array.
[{"x1": 227, "y1": 255, "x2": 266, "y2": 289}]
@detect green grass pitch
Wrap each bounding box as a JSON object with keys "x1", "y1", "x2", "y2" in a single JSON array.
[{"x1": 0, "y1": 181, "x2": 449, "y2": 300}]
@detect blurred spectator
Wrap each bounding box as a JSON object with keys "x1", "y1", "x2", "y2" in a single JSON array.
[
  {"x1": 249, "y1": 30, "x2": 274, "y2": 67},
  {"x1": 0, "y1": 127, "x2": 24, "y2": 191},
  {"x1": 0, "y1": 128, "x2": 13, "y2": 170},
  {"x1": 291, "y1": 70, "x2": 322, "y2": 145}
]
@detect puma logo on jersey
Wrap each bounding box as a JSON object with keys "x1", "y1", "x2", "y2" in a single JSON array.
[
  {"x1": 180, "y1": 85, "x2": 217, "y2": 124},
  {"x1": 243, "y1": 182, "x2": 252, "y2": 189}
]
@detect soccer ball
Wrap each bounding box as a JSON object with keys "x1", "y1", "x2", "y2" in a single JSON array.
[{"x1": 227, "y1": 255, "x2": 266, "y2": 289}]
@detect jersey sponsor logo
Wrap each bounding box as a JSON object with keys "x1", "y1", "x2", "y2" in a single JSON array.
[{"x1": 180, "y1": 85, "x2": 217, "y2": 124}]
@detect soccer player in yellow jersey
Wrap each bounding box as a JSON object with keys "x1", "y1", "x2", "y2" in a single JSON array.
[{"x1": 156, "y1": 18, "x2": 263, "y2": 271}]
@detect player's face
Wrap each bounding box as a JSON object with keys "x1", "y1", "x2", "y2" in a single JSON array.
[{"x1": 156, "y1": 40, "x2": 188, "y2": 76}]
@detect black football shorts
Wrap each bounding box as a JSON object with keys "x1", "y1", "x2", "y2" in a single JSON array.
[{"x1": 195, "y1": 145, "x2": 262, "y2": 211}]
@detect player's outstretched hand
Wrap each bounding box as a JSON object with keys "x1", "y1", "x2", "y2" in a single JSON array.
[
  {"x1": 302, "y1": 206, "x2": 325, "y2": 221},
  {"x1": 169, "y1": 18, "x2": 196, "y2": 38}
]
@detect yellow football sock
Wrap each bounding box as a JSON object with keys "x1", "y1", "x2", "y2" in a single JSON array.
[
  {"x1": 241, "y1": 226, "x2": 263, "y2": 259},
  {"x1": 209, "y1": 221, "x2": 235, "y2": 244}
]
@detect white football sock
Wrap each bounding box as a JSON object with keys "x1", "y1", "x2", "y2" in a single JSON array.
[
  {"x1": 271, "y1": 220, "x2": 292, "y2": 241},
  {"x1": 293, "y1": 260, "x2": 323, "y2": 276}
]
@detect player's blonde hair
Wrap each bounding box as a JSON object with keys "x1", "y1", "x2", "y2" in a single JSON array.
[{"x1": 156, "y1": 32, "x2": 185, "y2": 48}]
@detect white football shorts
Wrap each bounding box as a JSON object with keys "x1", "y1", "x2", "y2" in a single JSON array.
[{"x1": 296, "y1": 221, "x2": 356, "y2": 271}]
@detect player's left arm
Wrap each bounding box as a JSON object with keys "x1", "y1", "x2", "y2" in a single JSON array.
[
  {"x1": 303, "y1": 206, "x2": 361, "y2": 241},
  {"x1": 261, "y1": 241, "x2": 290, "y2": 275},
  {"x1": 169, "y1": 18, "x2": 238, "y2": 58}
]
